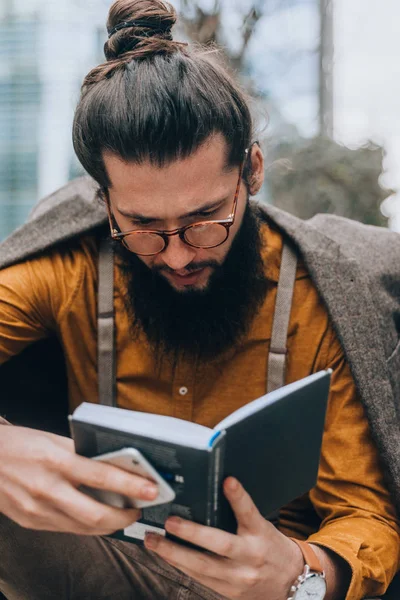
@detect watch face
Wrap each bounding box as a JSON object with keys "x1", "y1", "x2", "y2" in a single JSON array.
[{"x1": 295, "y1": 574, "x2": 327, "y2": 599}]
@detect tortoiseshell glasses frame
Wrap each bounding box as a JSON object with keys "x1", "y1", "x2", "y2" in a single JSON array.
[{"x1": 106, "y1": 149, "x2": 248, "y2": 256}]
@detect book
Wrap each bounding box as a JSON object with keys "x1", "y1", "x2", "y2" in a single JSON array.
[{"x1": 69, "y1": 370, "x2": 331, "y2": 543}]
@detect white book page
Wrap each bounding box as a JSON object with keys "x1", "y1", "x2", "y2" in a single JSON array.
[{"x1": 72, "y1": 403, "x2": 213, "y2": 449}]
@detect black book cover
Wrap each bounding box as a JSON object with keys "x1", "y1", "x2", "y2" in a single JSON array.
[{"x1": 216, "y1": 372, "x2": 330, "y2": 532}]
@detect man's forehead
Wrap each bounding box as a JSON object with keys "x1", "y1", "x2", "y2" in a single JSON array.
[
  {"x1": 103, "y1": 141, "x2": 237, "y2": 217},
  {"x1": 105, "y1": 137, "x2": 233, "y2": 181}
]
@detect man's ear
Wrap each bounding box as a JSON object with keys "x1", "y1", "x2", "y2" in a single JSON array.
[{"x1": 247, "y1": 142, "x2": 265, "y2": 196}]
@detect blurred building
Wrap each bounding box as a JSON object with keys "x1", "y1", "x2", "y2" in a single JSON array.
[
  {"x1": 0, "y1": 14, "x2": 40, "y2": 238},
  {"x1": 0, "y1": 0, "x2": 109, "y2": 239}
]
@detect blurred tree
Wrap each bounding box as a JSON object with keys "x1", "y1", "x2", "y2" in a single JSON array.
[
  {"x1": 180, "y1": 0, "x2": 264, "y2": 73},
  {"x1": 267, "y1": 137, "x2": 391, "y2": 226},
  {"x1": 179, "y1": 0, "x2": 392, "y2": 226}
]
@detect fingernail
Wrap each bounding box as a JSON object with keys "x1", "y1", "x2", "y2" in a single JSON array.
[
  {"x1": 227, "y1": 478, "x2": 239, "y2": 492},
  {"x1": 145, "y1": 534, "x2": 159, "y2": 549},
  {"x1": 143, "y1": 483, "x2": 158, "y2": 499},
  {"x1": 166, "y1": 516, "x2": 181, "y2": 530}
]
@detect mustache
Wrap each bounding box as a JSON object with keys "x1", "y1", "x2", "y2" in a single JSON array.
[{"x1": 152, "y1": 260, "x2": 220, "y2": 275}]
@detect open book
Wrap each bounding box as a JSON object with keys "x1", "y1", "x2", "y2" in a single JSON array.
[{"x1": 70, "y1": 370, "x2": 331, "y2": 542}]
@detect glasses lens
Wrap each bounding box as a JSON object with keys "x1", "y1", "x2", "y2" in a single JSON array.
[
  {"x1": 185, "y1": 223, "x2": 228, "y2": 248},
  {"x1": 123, "y1": 232, "x2": 165, "y2": 255}
]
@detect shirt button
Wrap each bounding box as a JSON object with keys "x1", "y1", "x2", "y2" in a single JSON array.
[{"x1": 179, "y1": 386, "x2": 188, "y2": 396}]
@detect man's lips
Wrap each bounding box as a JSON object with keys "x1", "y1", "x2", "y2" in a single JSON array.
[
  {"x1": 163, "y1": 267, "x2": 207, "y2": 285},
  {"x1": 172, "y1": 267, "x2": 204, "y2": 277}
]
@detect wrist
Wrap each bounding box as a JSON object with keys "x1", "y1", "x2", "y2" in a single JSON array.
[
  {"x1": 287, "y1": 538, "x2": 327, "y2": 600},
  {"x1": 284, "y1": 538, "x2": 307, "y2": 596},
  {"x1": 308, "y1": 544, "x2": 351, "y2": 600}
]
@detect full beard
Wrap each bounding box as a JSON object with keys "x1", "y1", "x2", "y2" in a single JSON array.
[{"x1": 114, "y1": 202, "x2": 269, "y2": 365}]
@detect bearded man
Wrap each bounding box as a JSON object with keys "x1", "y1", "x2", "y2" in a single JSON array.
[{"x1": 0, "y1": 2, "x2": 400, "y2": 600}]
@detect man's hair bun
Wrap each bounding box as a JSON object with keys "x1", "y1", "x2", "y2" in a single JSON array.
[{"x1": 104, "y1": 0, "x2": 177, "y2": 61}]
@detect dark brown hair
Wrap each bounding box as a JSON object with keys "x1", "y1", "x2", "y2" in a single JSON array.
[{"x1": 72, "y1": 0, "x2": 254, "y2": 188}]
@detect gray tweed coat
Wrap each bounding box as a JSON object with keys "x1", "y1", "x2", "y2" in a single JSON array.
[{"x1": 1, "y1": 177, "x2": 400, "y2": 510}]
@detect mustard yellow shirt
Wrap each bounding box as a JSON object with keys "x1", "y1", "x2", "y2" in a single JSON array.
[{"x1": 0, "y1": 224, "x2": 399, "y2": 599}]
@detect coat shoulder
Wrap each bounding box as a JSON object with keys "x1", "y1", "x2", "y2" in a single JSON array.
[{"x1": 308, "y1": 213, "x2": 400, "y2": 274}]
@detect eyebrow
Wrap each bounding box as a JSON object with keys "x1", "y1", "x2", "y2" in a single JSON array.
[{"x1": 117, "y1": 197, "x2": 229, "y2": 222}]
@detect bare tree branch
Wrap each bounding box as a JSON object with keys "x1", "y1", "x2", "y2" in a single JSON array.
[{"x1": 179, "y1": 0, "x2": 263, "y2": 71}]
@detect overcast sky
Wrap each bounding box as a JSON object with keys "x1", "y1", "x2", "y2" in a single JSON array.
[{"x1": 334, "y1": 0, "x2": 400, "y2": 226}]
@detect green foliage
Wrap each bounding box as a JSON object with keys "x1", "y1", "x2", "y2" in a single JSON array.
[{"x1": 267, "y1": 136, "x2": 392, "y2": 226}]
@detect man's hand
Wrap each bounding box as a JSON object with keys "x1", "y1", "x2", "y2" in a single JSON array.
[
  {"x1": 144, "y1": 477, "x2": 304, "y2": 600},
  {"x1": 0, "y1": 426, "x2": 158, "y2": 535}
]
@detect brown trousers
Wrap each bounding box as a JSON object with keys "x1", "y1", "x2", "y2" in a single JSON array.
[{"x1": 0, "y1": 514, "x2": 223, "y2": 600}]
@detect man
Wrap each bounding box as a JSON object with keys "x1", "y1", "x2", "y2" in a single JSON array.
[{"x1": 1, "y1": 1, "x2": 400, "y2": 599}]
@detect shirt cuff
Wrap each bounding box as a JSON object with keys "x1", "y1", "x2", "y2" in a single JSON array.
[{"x1": 307, "y1": 532, "x2": 363, "y2": 600}]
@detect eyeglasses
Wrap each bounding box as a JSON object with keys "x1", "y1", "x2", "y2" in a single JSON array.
[{"x1": 106, "y1": 150, "x2": 248, "y2": 256}]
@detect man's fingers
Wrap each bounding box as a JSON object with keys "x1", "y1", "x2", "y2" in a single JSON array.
[
  {"x1": 39, "y1": 431, "x2": 75, "y2": 451},
  {"x1": 65, "y1": 454, "x2": 158, "y2": 502},
  {"x1": 223, "y1": 477, "x2": 263, "y2": 534},
  {"x1": 145, "y1": 534, "x2": 227, "y2": 579},
  {"x1": 164, "y1": 478, "x2": 264, "y2": 553},
  {"x1": 54, "y1": 482, "x2": 141, "y2": 534},
  {"x1": 145, "y1": 534, "x2": 248, "y2": 598},
  {"x1": 2, "y1": 479, "x2": 139, "y2": 535},
  {"x1": 164, "y1": 516, "x2": 244, "y2": 559}
]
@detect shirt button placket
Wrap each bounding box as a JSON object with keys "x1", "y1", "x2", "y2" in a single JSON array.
[{"x1": 173, "y1": 361, "x2": 195, "y2": 421}]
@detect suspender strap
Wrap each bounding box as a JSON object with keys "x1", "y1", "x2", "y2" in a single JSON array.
[
  {"x1": 97, "y1": 237, "x2": 116, "y2": 406},
  {"x1": 267, "y1": 242, "x2": 298, "y2": 393}
]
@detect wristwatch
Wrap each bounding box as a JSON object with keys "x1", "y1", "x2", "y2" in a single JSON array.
[{"x1": 287, "y1": 538, "x2": 327, "y2": 600}]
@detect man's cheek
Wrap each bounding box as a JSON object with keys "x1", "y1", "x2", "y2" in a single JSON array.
[{"x1": 140, "y1": 256, "x2": 157, "y2": 270}]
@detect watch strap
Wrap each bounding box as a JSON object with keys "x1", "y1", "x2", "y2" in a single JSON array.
[{"x1": 290, "y1": 538, "x2": 324, "y2": 574}]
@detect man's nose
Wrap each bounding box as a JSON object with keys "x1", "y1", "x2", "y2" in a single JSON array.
[{"x1": 158, "y1": 234, "x2": 197, "y2": 271}]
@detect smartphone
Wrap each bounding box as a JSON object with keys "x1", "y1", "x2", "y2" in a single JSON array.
[{"x1": 81, "y1": 447, "x2": 176, "y2": 509}]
